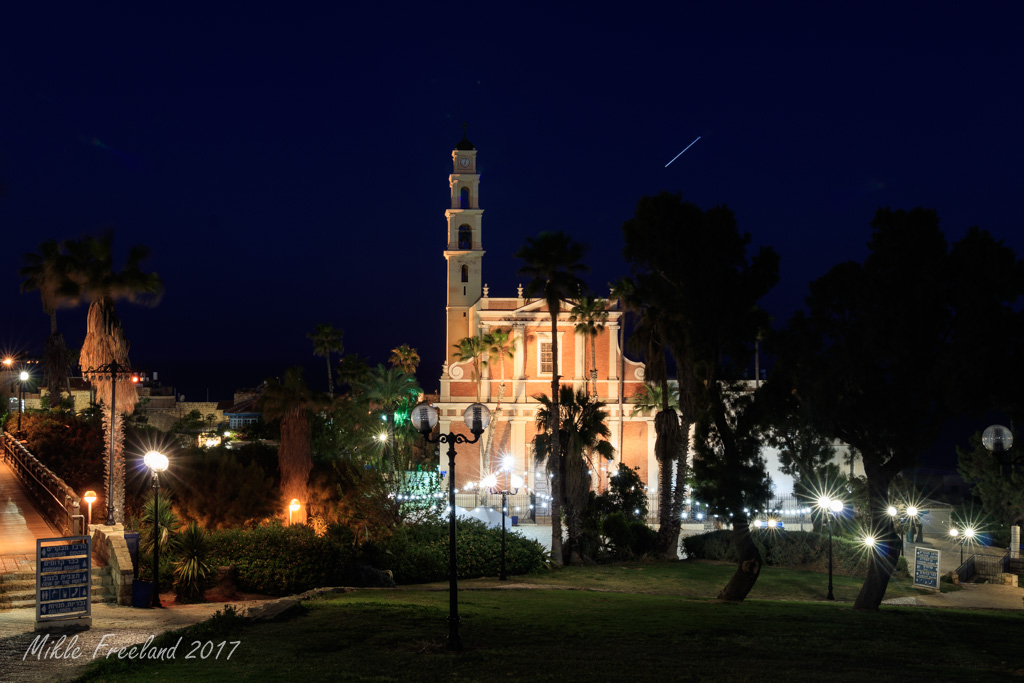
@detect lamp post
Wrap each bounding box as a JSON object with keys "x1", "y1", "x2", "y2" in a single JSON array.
[
  {"x1": 17, "y1": 370, "x2": 29, "y2": 432},
  {"x1": 82, "y1": 360, "x2": 131, "y2": 525},
  {"x1": 2, "y1": 358, "x2": 12, "y2": 421},
  {"x1": 289, "y1": 498, "x2": 300, "y2": 526},
  {"x1": 817, "y1": 496, "x2": 844, "y2": 601},
  {"x1": 484, "y1": 456, "x2": 521, "y2": 581},
  {"x1": 412, "y1": 401, "x2": 491, "y2": 651},
  {"x1": 144, "y1": 450, "x2": 169, "y2": 608},
  {"x1": 948, "y1": 526, "x2": 976, "y2": 566},
  {"x1": 83, "y1": 491, "x2": 97, "y2": 526}
]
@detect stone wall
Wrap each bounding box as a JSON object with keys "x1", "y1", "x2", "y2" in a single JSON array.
[{"x1": 90, "y1": 524, "x2": 135, "y2": 606}]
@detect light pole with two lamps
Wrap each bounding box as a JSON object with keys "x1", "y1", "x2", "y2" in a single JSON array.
[
  {"x1": 948, "y1": 525, "x2": 976, "y2": 566},
  {"x1": 817, "y1": 496, "x2": 844, "y2": 600},
  {"x1": 482, "y1": 455, "x2": 522, "y2": 581},
  {"x1": 412, "y1": 401, "x2": 490, "y2": 651},
  {"x1": 144, "y1": 450, "x2": 169, "y2": 608}
]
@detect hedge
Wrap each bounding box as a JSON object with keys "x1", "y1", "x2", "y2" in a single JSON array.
[{"x1": 682, "y1": 529, "x2": 909, "y2": 577}]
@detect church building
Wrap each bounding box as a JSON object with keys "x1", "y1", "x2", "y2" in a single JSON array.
[{"x1": 433, "y1": 135, "x2": 659, "y2": 503}]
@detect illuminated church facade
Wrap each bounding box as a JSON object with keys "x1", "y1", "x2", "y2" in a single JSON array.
[{"x1": 433, "y1": 136, "x2": 659, "y2": 501}]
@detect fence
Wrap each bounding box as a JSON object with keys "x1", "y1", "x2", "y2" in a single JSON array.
[{"x1": 1, "y1": 430, "x2": 82, "y2": 536}]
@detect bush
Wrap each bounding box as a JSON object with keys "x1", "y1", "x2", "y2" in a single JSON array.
[
  {"x1": 602, "y1": 511, "x2": 658, "y2": 558},
  {"x1": 360, "y1": 518, "x2": 549, "y2": 584},
  {"x1": 206, "y1": 524, "x2": 352, "y2": 596},
  {"x1": 11, "y1": 411, "x2": 105, "y2": 493},
  {"x1": 683, "y1": 529, "x2": 909, "y2": 578},
  {"x1": 166, "y1": 448, "x2": 278, "y2": 529},
  {"x1": 173, "y1": 521, "x2": 214, "y2": 603}
]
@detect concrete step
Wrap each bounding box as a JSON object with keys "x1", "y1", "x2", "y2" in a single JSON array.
[
  {"x1": 0, "y1": 565, "x2": 109, "y2": 582},
  {"x1": 0, "y1": 582, "x2": 113, "y2": 603},
  {"x1": 0, "y1": 565, "x2": 114, "y2": 610}
]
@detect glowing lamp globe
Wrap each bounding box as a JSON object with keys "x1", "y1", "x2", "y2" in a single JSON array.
[
  {"x1": 482, "y1": 473, "x2": 498, "y2": 489},
  {"x1": 511, "y1": 474, "x2": 524, "y2": 490},
  {"x1": 982, "y1": 424, "x2": 1013, "y2": 453},
  {"x1": 948, "y1": 528, "x2": 959, "y2": 538},
  {"x1": 817, "y1": 496, "x2": 830, "y2": 510},
  {"x1": 964, "y1": 527, "x2": 976, "y2": 540},
  {"x1": 906, "y1": 506, "x2": 918, "y2": 518},
  {"x1": 83, "y1": 491, "x2": 97, "y2": 505},
  {"x1": 19, "y1": 371, "x2": 29, "y2": 381},
  {"x1": 887, "y1": 506, "x2": 898, "y2": 517},
  {"x1": 143, "y1": 451, "x2": 169, "y2": 472},
  {"x1": 753, "y1": 520, "x2": 763, "y2": 528},
  {"x1": 767, "y1": 519, "x2": 778, "y2": 529},
  {"x1": 289, "y1": 499, "x2": 301, "y2": 513},
  {"x1": 863, "y1": 536, "x2": 876, "y2": 547},
  {"x1": 829, "y1": 499, "x2": 844, "y2": 513}
]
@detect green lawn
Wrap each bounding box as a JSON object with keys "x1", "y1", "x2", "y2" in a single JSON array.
[{"x1": 77, "y1": 562, "x2": 1020, "y2": 683}]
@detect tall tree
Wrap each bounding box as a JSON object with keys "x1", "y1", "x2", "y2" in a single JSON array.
[
  {"x1": 516, "y1": 231, "x2": 589, "y2": 565},
  {"x1": 19, "y1": 239, "x2": 79, "y2": 405},
  {"x1": 69, "y1": 233, "x2": 163, "y2": 524},
  {"x1": 569, "y1": 296, "x2": 608, "y2": 397},
  {"x1": 622, "y1": 192, "x2": 779, "y2": 598},
  {"x1": 357, "y1": 365, "x2": 422, "y2": 471},
  {"x1": 534, "y1": 386, "x2": 615, "y2": 564},
  {"x1": 778, "y1": 208, "x2": 1024, "y2": 610},
  {"x1": 453, "y1": 335, "x2": 489, "y2": 402},
  {"x1": 259, "y1": 367, "x2": 325, "y2": 524},
  {"x1": 308, "y1": 324, "x2": 344, "y2": 399},
  {"x1": 388, "y1": 344, "x2": 421, "y2": 376},
  {"x1": 958, "y1": 430, "x2": 1024, "y2": 529}
]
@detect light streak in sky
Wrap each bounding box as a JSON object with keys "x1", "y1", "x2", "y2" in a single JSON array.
[{"x1": 665, "y1": 136, "x2": 702, "y2": 167}]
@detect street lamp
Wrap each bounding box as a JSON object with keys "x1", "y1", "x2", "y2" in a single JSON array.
[
  {"x1": 143, "y1": 450, "x2": 169, "y2": 608},
  {"x1": 817, "y1": 496, "x2": 844, "y2": 601},
  {"x1": 82, "y1": 360, "x2": 132, "y2": 525},
  {"x1": 484, "y1": 460, "x2": 521, "y2": 581},
  {"x1": 83, "y1": 491, "x2": 97, "y2": 526},
  {"x1": 17, "y1": 370, "x2": 29, "y2": 432},
  {"x1": 412, "y1": 401, "x2": 491, "y2": 651},
  {"x1": 288, "y1": 498, "x2": 301, "y2": 526},
  {"x1": 948, "y1": 525, "x2": 977, "y2": 566}
]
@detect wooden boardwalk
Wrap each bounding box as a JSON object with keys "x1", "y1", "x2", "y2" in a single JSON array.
[{"x1": 0, "y1": 456, "x2": 60, "y2": 573}]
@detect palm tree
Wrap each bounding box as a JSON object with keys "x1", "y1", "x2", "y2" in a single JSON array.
[
  {"x1": 483, "y1": 328, "x2": 515, "y2": 406},
  {"x1": 308, "y1": 324, "x2": 344, "y2": 398},
  {"x1": 569, "y1": 295, "x2": 608, "y2": 397},
  {"x1": 357, "y1": 365, "x2": 422, "y2": 471},
  {"x1": 69, "y1": 233, "x2": 163, "y2": 524},
  {"x1": 388, "y1": 344, "x2": 421, "y2": 375},
  {"x1": 516, "y1": 231, "x2": 588, "y2": 564},
  {"x1": 19, "y1": 239, "x2": 79, "y2": 405},
  {"x1": 454, "y1": 335, "x2": 489, "y2": 401},
  {"x1": 629, "y1": 382, "x2": 679, "y2": 417},
  {"x1": 258, "y1": 367, "x2": 326, "y2": 524},
  {"x1": 534, "y1": 386, "x2": 614, "y2": 565}
]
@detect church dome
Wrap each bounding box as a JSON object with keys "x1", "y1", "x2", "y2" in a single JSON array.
[{"x1": 455, "y1": 136, "x2": 475, "y2": 150}]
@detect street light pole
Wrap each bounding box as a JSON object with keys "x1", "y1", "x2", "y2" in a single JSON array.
[
  {"x1": 18, "y1": 371, "x2": 29, "y2": 432},
  {"x1": 485, "y1": 461, "x2": 520, "y2": 581},
  {"x1": 144, "y1": 451, "x2": 169, "y2": 608},
  {"x1": 413, "y1": 401, "x2": 491, "y2": 652},
  {"x1": 818, "y1": 496, "x2": 844, "y2": 601}
]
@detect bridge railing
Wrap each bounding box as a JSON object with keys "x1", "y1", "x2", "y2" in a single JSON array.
[{"x1": 1, "y1": 430, "x2": 82, "y2": 536}]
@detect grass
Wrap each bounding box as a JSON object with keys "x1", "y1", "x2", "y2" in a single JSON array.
[{"x1": 76, "y1": 561, "x2": 1020, "y2": 683}]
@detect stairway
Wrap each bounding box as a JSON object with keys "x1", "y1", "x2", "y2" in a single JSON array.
[{"x1": 0, "y1": 565, "x2": 115, "y2": 610}]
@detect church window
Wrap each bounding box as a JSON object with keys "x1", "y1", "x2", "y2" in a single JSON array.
[
  {"x1": 540, "y1": 342, "x2": 553, "y2": 374},
  {"x1": 458, "y1": 225, "x2": 472, "y2": 249},
  {"x1": 460, "y1": 187, "x2": 470, "y2": 209},
  {"x1": 461, "y1": 264, "x2": 469, "y2": 282}
]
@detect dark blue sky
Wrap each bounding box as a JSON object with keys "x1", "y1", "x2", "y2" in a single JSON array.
[{"x1": 2, "y1": 4, "x2": 1022, "y2": 401}]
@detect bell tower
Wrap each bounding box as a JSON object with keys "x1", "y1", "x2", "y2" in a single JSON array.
[{"x1": 444, "y1": 132, "x2": 484, "y2": 366}]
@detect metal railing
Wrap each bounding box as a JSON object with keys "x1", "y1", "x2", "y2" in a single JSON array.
[
  {"x1": 1, "y1": 430, "x2": 82, "y2": 536},
  {"x1": 954, "y1": 555, "x2": 976, "y2": 583}
]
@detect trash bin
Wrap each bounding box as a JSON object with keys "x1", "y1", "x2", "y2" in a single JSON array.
[
  {"x1": 124, "y1": 532, "x2": 140, "y2": 578},
  {"x1": 511, "y1": 515, "x2": 519, "y2": 526},
  {"x1": 131, "y1": 579, "x2": 153, "y2": 608}
]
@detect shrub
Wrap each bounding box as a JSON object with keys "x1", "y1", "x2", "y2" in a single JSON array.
[
  {"x1": 602, "y1": 511, "x2": 658, "y2": 558},
  {"x1": 360, "y1": 518, "x2": 549, "y2": 584},
  {"x1": 683, "y1": 529, "x2": 909, "y2": 578},
  {"x1": 173, "y1": 521, "x2": 214, "y2": 603},
  {"x1": 206, "y1": 524, "x2": 352, "y2": 596},
  {"x1": 166, "y1": 448, "x2": 277, "y2": 529}
]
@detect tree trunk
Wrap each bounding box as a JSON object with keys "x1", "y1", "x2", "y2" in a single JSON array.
[
  {"x1": 717, "y1": 516, "x2": 762, "y2": 601},
  {"x1": 325, "y1": 354, "x2": 333, "y2": 399},
  {"x1": 854, "y1": 458, "x2": 898, "y2": 611},
  {"x1": 654, "y1": 409, "x2": 684, "y2": 557},
  {"x1": 548, "y1": 307, "x2": 563, "y2": 565},
  {"x1": 279, "y1": 413, "x2": 313, "y2": 525}
]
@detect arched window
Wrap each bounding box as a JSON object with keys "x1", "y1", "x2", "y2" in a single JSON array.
[
  {"x1": 460, "y1": 187, "x2": 470, "y2": 209},
  {"x1": 458, "y1": 225, "x2": 472, "y2": 249},
  {"x1": 461, "y1": 264, "x2": 469, "y2": 282}
]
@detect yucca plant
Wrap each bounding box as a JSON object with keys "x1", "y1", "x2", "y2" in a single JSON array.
[{"x1": 173, "y1": 520, "x2": 213, "y2": 603}]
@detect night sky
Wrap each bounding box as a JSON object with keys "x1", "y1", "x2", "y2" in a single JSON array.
[{"x1": 2, "y1": 5, "x2": 1022, "y2": 404}]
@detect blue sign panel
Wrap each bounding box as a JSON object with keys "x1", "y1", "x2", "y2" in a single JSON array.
[
  {"x1": 913, "y1": 546, "x2": 940, "y2": 590},
  {"x1": 39, "y1": 570, "x2": 90, "y2": 588},
  {"x1": 39, "y1": 598, "x2": 89, "y2": 616},
  {"x1": 40, "y1": 543, "x2": 89, "y2": 559},
  {"x1": 40, "y1": 556, "x2": 90, "y2": 574},
  {"x1": 36, "y1": 536, "x2": 92, "y2": 624}
]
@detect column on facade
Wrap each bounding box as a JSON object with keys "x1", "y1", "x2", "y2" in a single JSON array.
[
  {"x1": 512, "y1": 322, "x2": 526, "y2": 403},
  {"x1": 606, "y1": 322, "x2": 620, "y2": 401}
]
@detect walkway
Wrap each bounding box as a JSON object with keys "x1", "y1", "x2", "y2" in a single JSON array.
[{"x1": 0, "y1": 457, "x2": 59, "y2": 573}]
